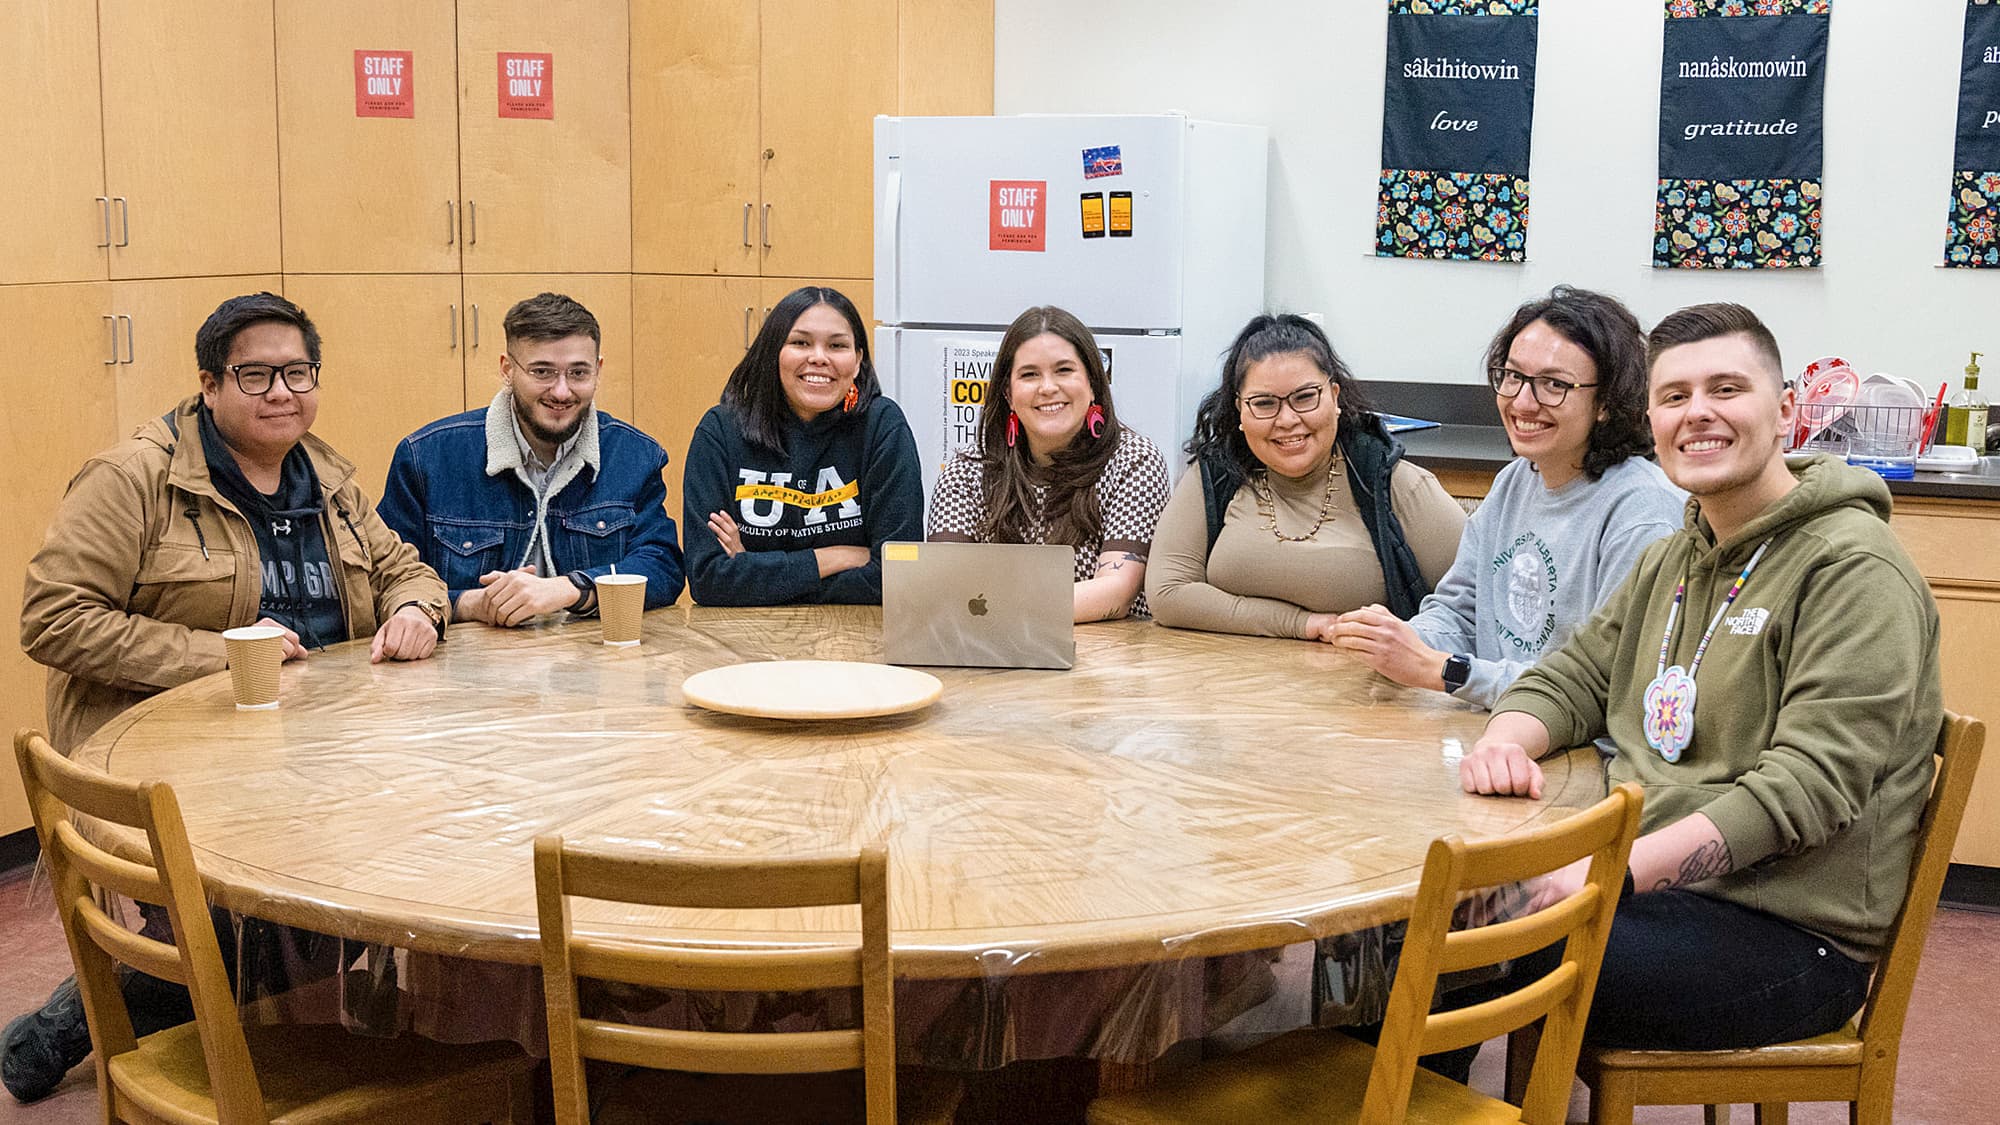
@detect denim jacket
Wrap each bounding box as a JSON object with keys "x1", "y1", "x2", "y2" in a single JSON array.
[{"x1": 378, "y1": 399, "x2": 685, "y2": 610}]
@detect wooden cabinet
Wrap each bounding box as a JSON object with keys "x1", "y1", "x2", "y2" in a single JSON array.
[
  {"x1": 457, "y1": 1, "x2": 632, "y2": 274},
  {"x1": 281, "y1": 274, "x2": 469, "y2": 500},
  {"x1": 275, "y1": 2, "x2": 463, "y2": 274},
  {"x1": 632, "y1": 275, "x2": 760, "y2": 515},
  {"x1": 0, "y1": 283, "x2": 121, "y2": 833},
  {"x1": 630, "y1": 2, "x2": 761, "y2": 277},
  {"x1": 98, "y1": 0, "x2": 282, "y2": 280},
  {"x1": 2, "y1": 2, "x2": 108, "y2": 285}
]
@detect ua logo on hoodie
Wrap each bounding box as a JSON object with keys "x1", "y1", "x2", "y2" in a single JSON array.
[{"x1": 735, "y1": 467, "x2": 863, "y2": 527}]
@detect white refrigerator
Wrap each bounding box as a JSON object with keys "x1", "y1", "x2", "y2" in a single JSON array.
[{"x1": 873, "y1": 113, "x2": 1268, "y2": 493}]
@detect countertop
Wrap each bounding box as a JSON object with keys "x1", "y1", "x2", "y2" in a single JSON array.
[{"x1": 1397, "y1": 424, "x2": 2000, "y2": 502}]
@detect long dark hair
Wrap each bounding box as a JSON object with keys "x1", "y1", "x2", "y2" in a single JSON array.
[
  {"x1": 720, "y1": 286, "x2": 879, "y2": 456},
  {"x1": 975, "y1": 307, "x2": 1122, "y2": 547},
  {"x1": 1485, "y1": 286, "x2": 1653, "y2": 481},
  {"x1": 1187, "y1": 314, "x2": 1377, "y2": 475}
]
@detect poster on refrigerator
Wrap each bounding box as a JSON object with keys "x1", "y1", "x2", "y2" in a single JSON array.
[
  {"x1": 1375, "y1": 0, "x2": 1538, "y2": 263},
  {"x1": 1944, "y1": 0, "x2": 2000, "y2": 268},
  {"x1": 1654, "y1": 1, "x2": 1829, "y2": 270},
  {"x1": 989, "y1": 181, "x2": 1048, "y2": 251},
  {"x1": 941, "y1": 341, "x2": 1001, "y2": 467}
]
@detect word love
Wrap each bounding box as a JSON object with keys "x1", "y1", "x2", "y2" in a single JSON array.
[{"x1": 1430, "y1": 110, "x2": 1479, "y2": 132}]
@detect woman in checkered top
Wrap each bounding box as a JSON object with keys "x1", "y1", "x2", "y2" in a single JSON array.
[{"x1": 926, "y1": 306, "x2": 1170, "y2": 621}]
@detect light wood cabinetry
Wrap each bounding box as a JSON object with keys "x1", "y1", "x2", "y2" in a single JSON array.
[
  {"x1": 107, "y1": 277, "x2": 286, "y2": 437},
  {"x1": 630, "y1": 2, "x2": 761, "y2": 277},
  {"x1": 281, "y1": 274, "x2": 469, "y2": 500},
  {"x1": 461, "y1": 275, "x2": 635, "y2": 420},
  {"x1": 98, "y1": 0, "x2": 282, "y2": 280},
  {"x1": 3, "y1": 2, "x2": 107, "y2": 285},
  {"x1": 632, "y1": 275, "x2": 761, "y2": 516},
  {"x1": 275, "y1": 2, "x2": 462, "y2": 274},
  {"x1": 456, "y1": 1, "x2": 632, "y2": 274},
  {"x1": 0, "y1": 284, "x2": 121, "y2": 831}
]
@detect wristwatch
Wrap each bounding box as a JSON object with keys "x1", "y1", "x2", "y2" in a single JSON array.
[
  {"x1": 398, "y1": 599, "x2": 447, "y2": 640},
  {"x1": 566, "y1": 570, "x2": 596, "y2": 614},
  {"x1": 1441, "y1": 653, "x2": 1472, "y2": 694}
]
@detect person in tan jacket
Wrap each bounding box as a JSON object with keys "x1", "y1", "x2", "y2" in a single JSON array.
[{"x1": 6, "y1": 291, "x2": 447, "y2": 1103}]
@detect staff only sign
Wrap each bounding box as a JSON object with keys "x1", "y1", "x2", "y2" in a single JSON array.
[
  {"x1": 1944, "y1": 0, "x2": 2000, "y2": 268},
  {"x1": 1655, "y1": 0, "x2": 1830, "y2": 270},
  {"x1": 1375, "y1": 0, "x2": 1539, "y2": 263}
]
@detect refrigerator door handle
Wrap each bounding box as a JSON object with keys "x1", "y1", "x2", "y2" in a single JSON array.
[{"x1": 877, "y1": 168, "x2": 901, "y2": 324}]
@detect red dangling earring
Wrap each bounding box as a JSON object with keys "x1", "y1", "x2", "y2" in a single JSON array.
[
  {"x1": 842, "y1": 383, "x2": 859, "y2": 413},
  {"x1": 1086, "y1": 403, "x2": 1106, "y2": 439},
  {"x1": 1005, "y1": 412, "x2": 1020, "y2": 448}
]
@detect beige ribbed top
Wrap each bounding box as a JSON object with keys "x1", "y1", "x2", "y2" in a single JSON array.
[{"x1": 1145, "y1": 459, "x2": 1466, "y2": 638}]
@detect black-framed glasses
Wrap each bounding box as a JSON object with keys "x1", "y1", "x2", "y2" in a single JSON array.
[
  {"x1": 1238, "y1": 384, "x2": 1328, "y2": 420},
  {"x1": 225, "y1": 362, "x2": 321, "y2": 396},
  {"x1": 507, "y1": 353, "x2": 600, "y2": 388},
  {"x1": 1487, "y1": 366, "x2": 1598, "y2": 407}
]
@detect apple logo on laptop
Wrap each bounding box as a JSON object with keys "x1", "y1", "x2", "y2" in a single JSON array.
[{"x1": 967, "y1": 594, "x2": 988, "y2": 617}]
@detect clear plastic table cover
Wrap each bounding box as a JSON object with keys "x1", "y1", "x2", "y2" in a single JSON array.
[{"x1": 67, "y1": 605, "x2": 1604, "y2": 1067}]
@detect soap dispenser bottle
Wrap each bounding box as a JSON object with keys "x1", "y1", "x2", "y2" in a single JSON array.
[{"x1": 1946, "y1": 352, "x2": 1987, "y2": 453}]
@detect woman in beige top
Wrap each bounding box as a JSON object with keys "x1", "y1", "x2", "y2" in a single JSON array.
[{"x1": 1146, "y1": 314, "x2": 1466, "y2": 639}]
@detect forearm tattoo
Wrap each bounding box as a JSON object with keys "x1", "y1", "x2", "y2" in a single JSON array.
[
  {"x1": 1093, "y1": 551, "x2": 1144, "y2": 575},
  {"x1": 1654, "y1": 839, "x2": 1734, "y2": 891}
]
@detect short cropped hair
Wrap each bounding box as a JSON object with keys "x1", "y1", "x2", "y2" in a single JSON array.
[
  {"x1": 194, "y1": 292, "x2": 321, "y2": 376},
  {"x1": 1646, "y1": 302, "x2": 1784, "y2": 387},
  {"x1": 504, "y1": 292, "x2": 601, "y2": 349}
]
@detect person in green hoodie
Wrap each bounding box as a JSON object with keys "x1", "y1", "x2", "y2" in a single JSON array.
[
  {"x1": 1461, "y1": 302, "x2": 1942, "y2": 1051},
  {"x1": 682, "y1": 286, "x2": 923, "y2": 605}
]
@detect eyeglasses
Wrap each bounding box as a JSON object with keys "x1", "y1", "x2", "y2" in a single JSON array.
[
  {"x1": 508, "y1": 353, "x2": 599, "y2": 388},
  {"x1": 1238, "y1": 384, "x2": 1328, "y2": 420},
  {"x1": 1487, "y1": 366, "x2": 1598, "y2": 407},
  {"x1": 225, "y1": 362, "x2": 321, "y2": 396}
]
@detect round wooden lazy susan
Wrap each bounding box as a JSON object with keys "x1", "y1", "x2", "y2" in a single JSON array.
[{"x1": 680, "y1": 659, "x2": 944, "y2": 720}]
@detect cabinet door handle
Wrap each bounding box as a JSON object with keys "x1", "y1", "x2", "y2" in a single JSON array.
[
  {"x1": 103, "y1": 316, "x2": 118, "y2": 365},
  {"x1": 743, "y1": 306, "x2": 753, "y2": 348},
  {"x1": 118, "y1": 314, "x2": 135, "y2": 364},
  {"x1": 761, "y1": 203, "x2": 771, "y2": 248},
  {"x1": 471, "y1": 304, "x2": 480, "y2": 350},
  {"x1": 467, "y1": 200, "x2": 477, "y2": 245},
  {"x1": 114, "y1": 197, "x2": 130, "y2": 247},
  {"x1": 449, "y1": 305, "x2": 458, "y2": 351},
  {"x1": 96, "y1": 197, "x2": 112, "y2": 248},
  {"x1": 742, "y1": 202, "x2": 752, "y2": 247},
  {"x1": 446, "y1": 201, "x2": 455, "y2": 245}
]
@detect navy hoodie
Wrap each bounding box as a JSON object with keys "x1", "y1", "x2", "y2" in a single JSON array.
[{"x1": 682, "y1": 386, "x2": 924, "y2": 605}]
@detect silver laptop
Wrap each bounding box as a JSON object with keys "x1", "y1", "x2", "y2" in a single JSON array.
[{"x1": 882, "y1": 542, "x2": 1075, "y2": 669}]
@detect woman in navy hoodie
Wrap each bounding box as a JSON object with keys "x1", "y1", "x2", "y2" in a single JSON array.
[{"x1": 683, "y1": 287, "x2": 924, "y2": 605}]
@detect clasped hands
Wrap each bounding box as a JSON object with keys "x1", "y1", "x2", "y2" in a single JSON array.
[
  {"x1": 1309, "y1": 603, "x2": 1450, "y2": 692},
  {"x1": 457, "y1": 565, "x2": 582, "y2": 627}
]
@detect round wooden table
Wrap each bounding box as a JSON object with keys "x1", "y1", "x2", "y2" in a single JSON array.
[{"x1": 74, "y1": 605, "x2": 1602, "y2": 984}]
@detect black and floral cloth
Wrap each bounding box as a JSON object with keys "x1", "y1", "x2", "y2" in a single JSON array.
[
  {"x1": 1377, "y1": 171, "x2": 1530, "y2": 262},
  {"x1": 1655, "y1": 177, "x2": 1820, "y2": 269},
  {"x1": 1389, "y1": 0, "x2": 1536, "y2": 13},
  {"x1": 1667, "y1": 0, "x2": 1829, "y2": 16},
  {"x1": 1944, "y1": 173, "x2": 2000, "y2": 267},
  {"x1": 1945, "y1": 3, "x2": 2000, "y2": 265}
]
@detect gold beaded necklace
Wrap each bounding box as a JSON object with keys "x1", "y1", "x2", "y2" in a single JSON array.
[{"x1": 1249, "y1": 452, "x2": 1344, "y2": 542}]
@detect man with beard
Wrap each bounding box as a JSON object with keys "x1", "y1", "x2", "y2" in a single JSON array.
[{"x1": 380, "y1": 292, "x2": 683, "y2": 624}]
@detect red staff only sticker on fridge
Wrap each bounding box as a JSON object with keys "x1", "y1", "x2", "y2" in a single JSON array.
[
  {"x1": 353, "y1": 50, "x2": 413, "y2": 118},
  {"x1": 989, "y1": 180, "x2": 1047, "y2": 252},
  {"x1": 497, "y1": 52, "x2": 553, "y2": 119}
]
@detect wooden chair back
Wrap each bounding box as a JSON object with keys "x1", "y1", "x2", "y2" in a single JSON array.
[
  {"x1": 533, "y1": 837, "x2": 897, "y2": 1125},
  {"x1": 1365, "y1": 781, "x2": 1644, "y2": 1125},
  {"x1": 13, "y1": 728, "x2": 271, "y2": 1123},
  {"x1": 1856, "y1": 712, "x2": 1983, "y2": 1055}
]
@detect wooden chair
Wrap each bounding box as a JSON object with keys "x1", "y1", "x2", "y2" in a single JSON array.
[
  {"x1": 12, "y1": 728, "x2": 534, "y2": 1125},
  {"x1": 1085, "y1": 782, "x2": 1645, "y2": 1125},
  {"x1": 1574, "y1": 712, "x2": 1985, "y2": 1125},
  {"x1": 533, "y1": 836, "x2": 961, "y2": 1125}
]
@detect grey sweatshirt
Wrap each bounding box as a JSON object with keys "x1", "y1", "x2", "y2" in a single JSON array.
[{"x1": 1410, "y1": 455, "x2": 1685, "y2": 708}]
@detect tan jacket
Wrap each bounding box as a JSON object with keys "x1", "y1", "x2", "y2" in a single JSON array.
[{"x1": 21, "y1": 396, "x2": 446, "y2": 752}]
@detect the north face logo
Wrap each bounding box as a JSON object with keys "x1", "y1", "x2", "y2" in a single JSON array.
[{"x1": 1726, "y1": 607, "x2": 1770, "y2": 636}]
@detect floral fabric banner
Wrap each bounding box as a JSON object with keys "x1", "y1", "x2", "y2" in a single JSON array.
[
  {"x1": 1376, "y1": 1, "x2": 1538, "y2": 262},
  {"x1": 1946, "y1": 0, "x2": 2000, "y2": 267},
  {"x1": 1655, "y1": 0, "x2": 1830, "y2": 269}
]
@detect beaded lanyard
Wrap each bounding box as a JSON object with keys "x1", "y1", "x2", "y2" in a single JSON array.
[{"x1": 1642, "y1": 537, "x2": 1774, "y2": 763}]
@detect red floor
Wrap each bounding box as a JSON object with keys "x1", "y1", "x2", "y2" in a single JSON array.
[{"x1": 2, "y1": 859, "x2": 1995, "y2": 1124}]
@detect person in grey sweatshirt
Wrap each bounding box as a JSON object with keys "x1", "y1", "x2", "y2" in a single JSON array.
[{"x1": 1330, "y1": 287, "x2": 1684, "y2": 708}]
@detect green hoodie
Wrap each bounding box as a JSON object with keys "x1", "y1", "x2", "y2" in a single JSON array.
[{"x1": 1495, "y1": 455, "x2": 1941, "y2": 958}]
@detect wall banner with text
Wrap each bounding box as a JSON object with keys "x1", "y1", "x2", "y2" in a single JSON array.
[
  {"x1": 1376, "y1": 0, "x2": 1538, "y2": 264},
  {"x1": 1655, "y1": 0, "x2": 1829, "y2": 270},
  {"x1": 1945, "y1": 0, "x2": 2000, "y2": 268}
]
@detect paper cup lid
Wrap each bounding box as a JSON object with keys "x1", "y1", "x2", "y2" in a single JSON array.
[
  {"x1": 222, "y1": 625, "x2": 288, "y2": 642},
  {"x1": 596, "y1": 573, "x2": 647, "y2": 585}
]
